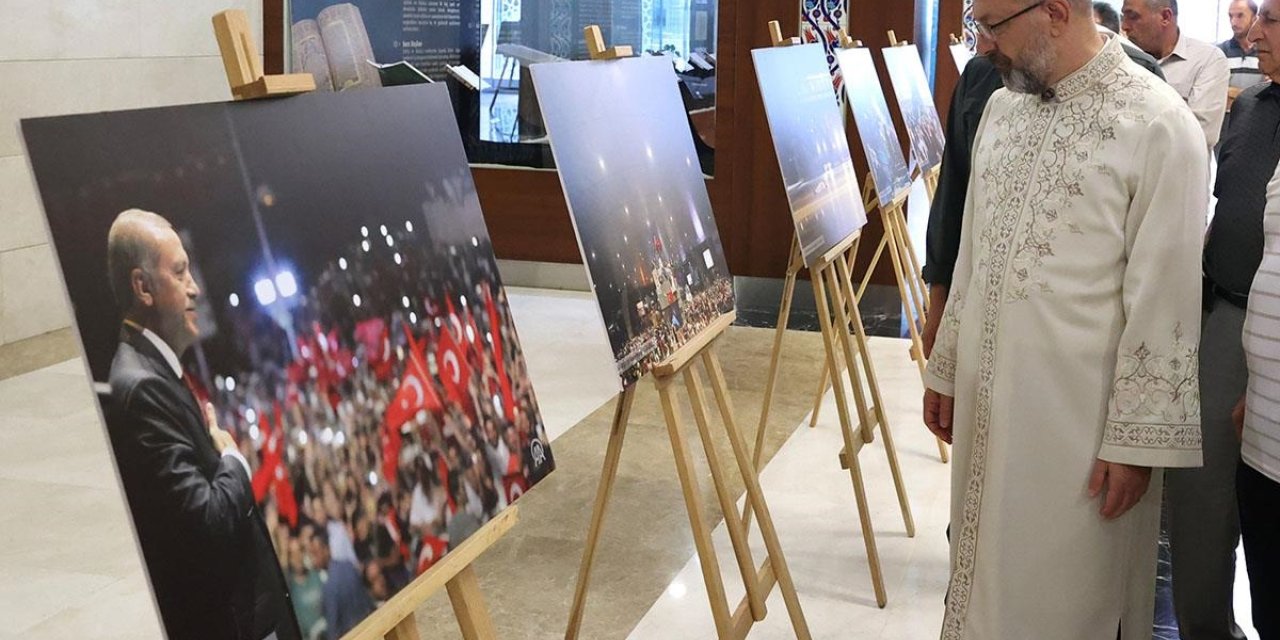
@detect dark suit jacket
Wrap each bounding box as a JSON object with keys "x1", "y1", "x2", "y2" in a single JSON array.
[{"x1": 105, "y1": 326, "x2": 299, "y2": 640}]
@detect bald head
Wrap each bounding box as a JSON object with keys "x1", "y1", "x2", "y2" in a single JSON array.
[
  {"x1": 1123, "y1": 0, "x2": 1179, "y2": 57},
  {"x1": 108, "y1": 209, "x2": 172, "y2": 310},
  {"x1": 107, "y1": 209, "x2": 202, "y2": 354}
]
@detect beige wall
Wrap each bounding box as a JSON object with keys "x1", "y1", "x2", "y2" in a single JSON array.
[{"x1": 0, "y1": 1, "x2": 264, "y2": 346}]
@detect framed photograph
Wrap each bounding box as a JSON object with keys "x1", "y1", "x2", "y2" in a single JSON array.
[
  {"x1": 836, "y1": 46, "x2": 913, "y2": 208},
  {"x1": 532, "y1": 56, "x2": 735, "y2": 387},
  {"x1": 22, "y1": 83, "x2": 553, "y2": 640},
  {"x1": 752, "y1": 43, "x2": 868, "y2": 267},
  {"x1": 881, "y1": 44, "x2": 946, "y2": 172}
]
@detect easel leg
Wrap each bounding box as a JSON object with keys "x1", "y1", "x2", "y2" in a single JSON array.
[
  {"x1": 386, "y1": 612, "x2": 420, "y2": 640},
  {"x1": 890, "y1": 206, "x2": 928, "y2": 325},
  {"x1": 811, "y1": 269, "x2": 887, "y2": 608},
  {"x1": 836, "y1": 257, "x2": 916, "y2": 537},
  {"x1": 447, "y1": 566, "x2": 498, "y2": 640},
  {"x1": 882, "y1": 207, "x2": 927, "y2": 377},
  {"x1": 658, "y1": 377, "x2": 734, "y2": 637},
  {"x1": 703, "y1": 350, "x2": 812, "y2": 639},
  {"x1": 808, "y1": 357, "x2": 830, "y2": 428},
  {"x1": 753, "y1": 237, "x2": 802, "y2": 469},
  {"x1": 825, "y1": 267, "x2": 876, "y2": 446},
  {"x1": 685, "y1": 367, "x2": 767, "y2": 621},
  {"x1": 565, "y1": 387, "x2": 635, "y2": 639}
]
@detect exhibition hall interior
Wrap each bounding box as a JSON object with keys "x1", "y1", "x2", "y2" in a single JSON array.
[{"x1": 1, "y1": 0, "x2": 1275, "y2": 638}]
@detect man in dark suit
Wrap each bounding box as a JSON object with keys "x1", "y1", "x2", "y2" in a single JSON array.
[{"x1": 104, "y1": 208, "x2": 299, "y2": 640}]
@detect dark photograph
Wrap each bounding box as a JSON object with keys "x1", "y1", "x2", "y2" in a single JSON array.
[
  {"x1": 882, "y1": 45, "x2": 946, "y2": 172},
  {"x1": 837, "y1": 46, "x2": 914, "y2": 208},
  {"x1": 532, "y1": 56, "x2": 735, "y2": 387},
  {"x1": 22, "y1": 84, "x2": 553, "y2": 640},
  {"x1": 752, "y1": 43, "x2": 868, "y2": 267}
]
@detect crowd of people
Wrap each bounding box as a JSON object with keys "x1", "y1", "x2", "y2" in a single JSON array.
[{"x1": 202, "y1": 226, "x2": 552, "y2": 639}]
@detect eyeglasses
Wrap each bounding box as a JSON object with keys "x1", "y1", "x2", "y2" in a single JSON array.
[{"x1": 975, "y1": 0, "x2": 1045, "y2": 39}]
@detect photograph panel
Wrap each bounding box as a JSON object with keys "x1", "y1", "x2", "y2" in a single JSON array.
[
  {"x1": 22, "y1": 84, "x2": 554, "y2": 640},
  {"x1": 881, "y1": 45, "x2": 946, "y2": 172},
  {"x1": 836, "y1": 46, "x2": 913, "y2": 208},
  {"x1": 532, "y1": 56, "x2": 734, "y2": 387},
  {"x1": 752, "y1": 43, "x2": 867, "y2": 268}
]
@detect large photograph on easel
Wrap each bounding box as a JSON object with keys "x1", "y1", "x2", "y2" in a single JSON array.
[
  {"x1": 531, "y1": 56, "x2": 734, "y2": 387},
  {"x1": 752, "y1": 43, "x2": 867, "y2": 268},
  {"x1": 836, "y1": 46, "x2": 913, "y2": 209},
  {"x1": 22, "y1": 84, "x2": 553, "y2": 640},
  {"x1": 881, "y1": 44, "x2": 946, "y2": 172}
]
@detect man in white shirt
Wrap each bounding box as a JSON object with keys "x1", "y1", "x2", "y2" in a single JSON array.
[{"x1": 1123, "y1": 0, "x2": 1231, "y2": 148}]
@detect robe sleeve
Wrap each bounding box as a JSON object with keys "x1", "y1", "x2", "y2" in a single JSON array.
[
  {"x1": 923, "y1": 92, "x2": 1001, "y2": 396},
  {"x1": 1097, "y1": 105, "x2": 1206, "y2": 469}
]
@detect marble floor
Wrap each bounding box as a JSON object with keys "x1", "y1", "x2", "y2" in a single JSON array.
[{"x1": 0, "y1": 286, "x2": 1260, "y2": 639}]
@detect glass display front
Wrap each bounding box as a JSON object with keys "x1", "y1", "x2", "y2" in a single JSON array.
[{"x1": 287, "y1": 0, "x2": 718, "y2": 172}]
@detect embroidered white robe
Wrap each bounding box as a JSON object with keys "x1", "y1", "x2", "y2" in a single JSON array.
[{"x1": 925, "y1": 36, "x2": 1205, "y2": 640}]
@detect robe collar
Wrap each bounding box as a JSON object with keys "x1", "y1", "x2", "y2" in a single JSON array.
[{"x1": 1040, "y1": 34, "x2": 1126, "y2": 104}]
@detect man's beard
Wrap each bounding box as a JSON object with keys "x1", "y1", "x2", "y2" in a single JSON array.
[{"x1": 993, "y1": 36, "x2": 1056, "y2": 95}]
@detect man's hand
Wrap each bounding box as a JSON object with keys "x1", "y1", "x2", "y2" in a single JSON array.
[
  {"x1": 1087, "y1": 460, "x2": 1152, "y2": 520},
  {"x1": 922, "y1": 285, "x2": 950, "y2": 359},
  {"x1": 204, "y1": 402, "x2": 236, "y2": 451},
  {"x1": 923, "y1": 388, "x2": 954, "y2": 444},
  {"x1": 1232, "y1": 395, "x2": 1246, "y2": 441}
]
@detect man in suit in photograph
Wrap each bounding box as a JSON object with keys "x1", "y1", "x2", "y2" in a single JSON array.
[{"x1": 103, "y1": 208, "x2": 299, "y2": 640}]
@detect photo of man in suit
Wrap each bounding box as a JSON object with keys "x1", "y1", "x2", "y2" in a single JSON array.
[{"x1": 103, "y1": 208, "x2": 299, "y2": 640}]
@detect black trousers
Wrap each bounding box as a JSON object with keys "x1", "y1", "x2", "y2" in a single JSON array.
[{"x1": 1237, "y1": 461, "x2": 1280, "y2": 640}]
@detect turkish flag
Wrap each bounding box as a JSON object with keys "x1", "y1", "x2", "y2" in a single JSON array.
[
  {"x1": 356, "y1": 317, "x2": 393, "y2": 381},
  {"x1": 416, "y1": 535, "x2": 450, "y2": 575},
  {"x1": 436, "y1": 323, "x2": 471, "y2": 412},
  {"x1": 502, "y1": 472, "x2": 529, "y2": 504},
  {"x1": 383, "y1": 337, "x2": 441, "y2": 485},
  {"x1": 252, "y1": 406, "x2": 299, "y2": 528}
]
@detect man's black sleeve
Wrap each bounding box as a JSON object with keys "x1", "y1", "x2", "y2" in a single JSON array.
[{"x1": 926, "y1": 58, "x2": 993, "y2": 286}]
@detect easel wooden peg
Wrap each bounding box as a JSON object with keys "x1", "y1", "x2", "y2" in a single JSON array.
[
  {"x1": 886, "y1": 30, "x2": 909, "y2": 47},
  {"x1": 768, "y1": 20, "x2": 802, "y2": 47},
  {"x1": 950, "y1": 32, "x2": 962, "y2": 45},
  {"x1": 213, "y1": 9, "x2": 315, "y2": 100},
  {"x1": 836, "y1": 30, "x2": 862, "y2": 49},
  {"x1": 584, "y1": 25, "x2": 634, "y2": 60}
]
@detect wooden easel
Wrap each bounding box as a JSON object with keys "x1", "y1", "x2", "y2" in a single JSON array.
[
  {"x1": 213, "y1": 9, "x2": 315, "y2": 100},
  {"x1": 565, "y1": 27, "x2": 810, "y2": 639},
  {"x1": 212, "y1": 10, "x2": 512, "y2": 640},
  {"x1": 753, "y1": 26, "x2": 946, "y2": 465},
  {"x1": 748, "y1": 22, "x2": 917, "y2": 609}
]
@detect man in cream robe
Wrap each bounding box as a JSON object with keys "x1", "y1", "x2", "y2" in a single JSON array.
[{"x1": 924, "y1": 0, "x2": 1205, "y2": 637}]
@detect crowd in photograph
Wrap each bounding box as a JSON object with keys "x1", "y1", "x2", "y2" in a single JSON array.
[{"x1": 194, "y1": 226, "x2": 552, "y2": 639}]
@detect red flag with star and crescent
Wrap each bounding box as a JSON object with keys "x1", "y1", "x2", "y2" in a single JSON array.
[{"x1": 382, "y1": 324, "x2": 442, "y2": 485}]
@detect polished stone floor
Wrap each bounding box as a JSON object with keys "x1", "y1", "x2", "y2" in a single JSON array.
[{"x1": 0, "y1": 285, "x2": 1260, "y2": 639}]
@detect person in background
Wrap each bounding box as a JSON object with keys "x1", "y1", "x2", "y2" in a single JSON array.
[
  {"x1": 1221, "y1": 0, "x2": 1264, "y2": 112},
  {"x1": 1122, "y1": 0, "x2": 1231, "y2": 148},
  {"x1": 1235, "y1": 164, "x2": 1280, "y2": 640},
  {"x1": 288, "y1": 533, "x2": 326, "y2": 640},
  {"x1": 1164, "y1": 4, "x2": 1280, "y2": 638},
  {"x1": 1095, "y1": 1, "x2": 1122, "y2": 32},
  {"x1": 313, "y1": 528, "x2": 374, "y2": 639}
]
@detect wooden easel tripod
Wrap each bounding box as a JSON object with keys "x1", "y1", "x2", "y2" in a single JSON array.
[
  {"x1": 742, "y1": 23, "x2": 916, "y2": 608},
  {"x1": 563, "y1": 26, "x2": 810, "y2": 639}
]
